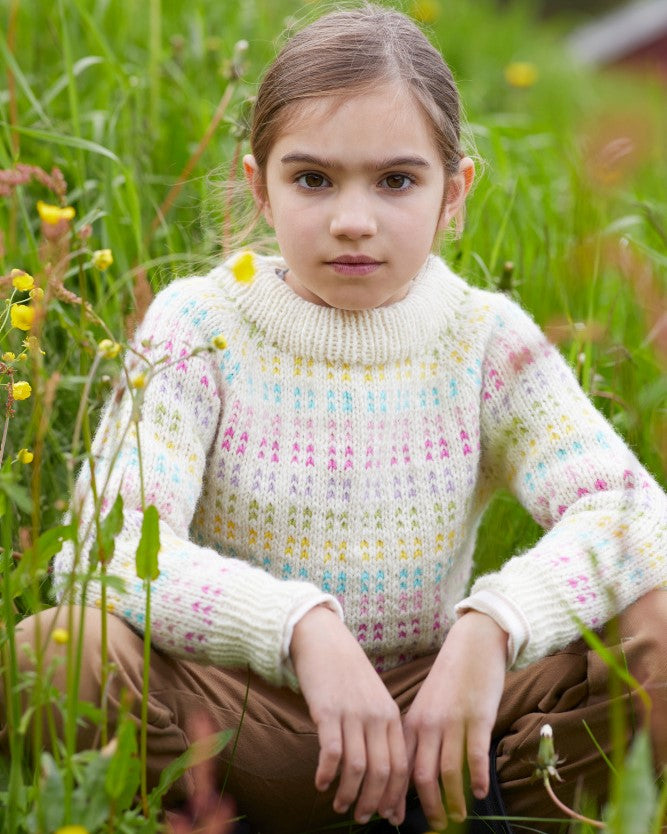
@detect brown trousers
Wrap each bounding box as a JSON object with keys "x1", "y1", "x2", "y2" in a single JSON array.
[{"x1": 2, "y1": 592, "x2": 666, "y2": 834}]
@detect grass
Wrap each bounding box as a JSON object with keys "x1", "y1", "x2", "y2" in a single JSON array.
[{"x1": 0, "y1": 0, "x2": 666, "y2": 831}]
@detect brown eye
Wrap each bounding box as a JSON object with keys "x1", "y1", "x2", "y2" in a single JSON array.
[
  {"x1": 382, "y1": 174, "x2": 413, "y2": 190},
  {"x1": 297, "y1": 172, "x2": 328, "y2": 188}
]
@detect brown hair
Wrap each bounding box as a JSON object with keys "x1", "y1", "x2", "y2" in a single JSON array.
[{"x1": 249, "y1": 3, "x2": 464, "y2": 178}]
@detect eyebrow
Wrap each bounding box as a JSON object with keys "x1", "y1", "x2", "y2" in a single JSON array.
[{"x1": 279, "y1": 152, "x2": 431, "y2": 171}]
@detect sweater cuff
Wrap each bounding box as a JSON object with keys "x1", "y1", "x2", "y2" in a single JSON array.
[
  {"x1": 280, "y1": 594, "x2": 345, "y2": 689},
  {"x1": 455, "y1": 589, "x2": 531, "y2": 668}
]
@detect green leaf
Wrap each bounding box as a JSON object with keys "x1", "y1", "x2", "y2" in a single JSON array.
[
  {"x1": 135, "y1": 505, "x2": 160, "y2": 581},
  {"x1": 90, "y1": 493, "x2": 124, "y2": 569},
  {"x1": 71, "y1": 750, "x2": 113, "y2": 832},
  {"x1": 605, "y1": 730, "x2": 658, "y2": 834},
  {"x1": 105, "y1": 715, "x2": 139, "y2": 804},
  {"x1": 149, "y1": 729, "x2": 234, "y2": 807},
  {"x1": 12, "y1": 523, "x2": 75, "y2": 593},
  {"x1": 0, "y1": 472, "x2": 32, "y2": 515},
  {"x1": 37, "y1": 753, "x2": 65, "y2": 831}
]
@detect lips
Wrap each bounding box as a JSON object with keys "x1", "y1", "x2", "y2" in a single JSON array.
[
  {"x1": 327, "y1": 255, "x2": 383, "y2": 276},
  {"x1": 329, "y1": 255, "x2": 380, "y2": 264}
]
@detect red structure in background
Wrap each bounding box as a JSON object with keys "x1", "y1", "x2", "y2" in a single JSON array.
[{"x1": 567, "y1": 0, "x2": 667, "y2": 78}]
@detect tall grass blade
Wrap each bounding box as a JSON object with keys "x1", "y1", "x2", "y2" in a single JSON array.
[{"x1": 0, "y1": 124, "x2": 121, "y2": 163}]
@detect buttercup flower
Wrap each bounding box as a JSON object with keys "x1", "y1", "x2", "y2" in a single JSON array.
[
  {"x1": 504, "y1": 62, "x2": 539, "y2": 89},
  {"x1": 12, "y1": 381, "x2": 32, "y2": 400},
  {"x1": 131, "y1": 373, "x2": 146, "y2": 389},
  {"x1": 92, "y1": 249, "x2": 114, "y2": 271},
  {"x1": 11, "y1": 269, "x2": 34, "y2": 292},
  {"x1": 30, "y1": 287, "x2": 45, "y2": 301},
  {"x1": 17, "y1": 448, "x2": 34, "y2": 464},
  {"x1": 52, "y1": 628, "x2": 70, "y2": 645},
  {"x1": 37, "y1": 200, "x2": 76, "y2": 225},
  {"x1": 212, "y1": 334, "x2": 228, "y2": 350},
  {"x1": 98, "y1": 339, "x2": 121, "y2": 359},
  {"x1": 10, "y1": 304, "x2": 34, "y2": 331},
  {"x1": 2, "y1": 352, "x2": 16, "y2": 362},
  {"x1": 231, "y1": 251, "x2": 256, "y2": 283}
]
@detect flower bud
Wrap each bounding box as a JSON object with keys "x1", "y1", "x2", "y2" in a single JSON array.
[{"x1": 92, "y1": 249, "x2": 114, "y2": 271}]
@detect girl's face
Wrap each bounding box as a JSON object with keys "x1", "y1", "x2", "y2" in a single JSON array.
[{"x1": 244, "y1": 84, "x2": 473, "y2": 310}]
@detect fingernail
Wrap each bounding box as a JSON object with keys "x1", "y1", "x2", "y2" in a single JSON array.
[
  {"x1": 450, "y1": 812, "x2": 465, "y2": 823},
  {"x1": 358, "y1": 814, "x2": 371, "y2": 824}
]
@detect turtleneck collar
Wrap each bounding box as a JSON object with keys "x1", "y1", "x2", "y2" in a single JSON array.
[{"x1": 210, "y1": 253, "x2": 468, "y2": 365}]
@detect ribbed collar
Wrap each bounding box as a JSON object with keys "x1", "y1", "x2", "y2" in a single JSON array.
[{"x1": 210, "y1": 253, "x2": 468, "y2": 365}]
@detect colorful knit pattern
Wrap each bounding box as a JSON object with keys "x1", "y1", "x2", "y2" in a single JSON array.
[{"x1": 54, "y1": 254, "x2": 667, "y2": 687}]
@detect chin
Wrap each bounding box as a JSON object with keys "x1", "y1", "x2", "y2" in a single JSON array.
[{"x1": 328, "y1": 297, "x2": 380, "y2": 311}]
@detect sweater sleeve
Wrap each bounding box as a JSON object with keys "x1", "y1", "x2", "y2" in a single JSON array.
[
  {"x1": 457, "y1": 294, "x2": 667, "y2": 668},
  {"x1": 52, "y1": 278, "x2": 342, "y2": 689}
]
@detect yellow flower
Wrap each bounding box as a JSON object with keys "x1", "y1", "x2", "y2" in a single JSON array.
[
  {"x1": 92, "y1": 249, "x2": 114, "y2": 270},
  {"x1": 12, "y1": 381, "x2": 32, "y2": 400},
  {"x1": 30, "y1": 286, "x2": 45, "y2": 301},
  {"x1": 131, "y1": 373, "x2": 146, "y2": 389},
  {"x1": 2, "y1": 352, "x2": 16, "y2": 362},
  {"x1": 37, "y1": 200, "x2": 76, "y2": 225},
  {"x1": 52, "y1": 628, "x2": 70, "y2": 645},
  {"x1": 212, "y1": 334, "x2": 228, "y2": 350},
  {"x1": 410, "y1": 0, "x2": 440, "y2": 23},
  {"x1": 231, "y1": 251, "x2": 255, "y2": 283},
  {"x1": 504, "y1": 62, "x2": 539, "y2": 89},
  {"x1": 54, "y1": 826, "x2": 89, "y2": 834},
  {"x1": 10, "y1": 304, "x2": 34, "y2": 331},
  {"x1": 98, "y1": 339, "x2": 121, "y2": 359},
  {"x1": 11, "y1": 269, "x2": 34, "y2": 292},
  {"x1": 17, "y1": 448, "x2": 34, "y2": 464}
]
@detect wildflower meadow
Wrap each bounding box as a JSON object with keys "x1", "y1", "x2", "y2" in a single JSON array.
[{"x1": 0, "y1": 0, "x2": 665, "y2": 832}]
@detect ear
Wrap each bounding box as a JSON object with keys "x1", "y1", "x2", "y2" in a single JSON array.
[
  {"x1": 437, "y1": 156, "x2": 475, "y2": 232},
  {"x1": 243, "y1": 153, "x2": 274, "y2": 227}
]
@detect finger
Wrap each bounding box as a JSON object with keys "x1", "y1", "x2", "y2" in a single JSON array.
[
  {"x1": 378, "y1": 716, "x2": 409, "y2": 825},
  {"x1": 333, "y1": 718, "x2": 366, "y2": 815},
  {"x1": 315, "y1": 719, "x2": 343, "y2": 792},
  {"x1": 440, "y1": 722, "x2": 466, "y2": 822},
  {"x1": 353, "y1": 720, "x2": 392, "y2": 824},
  {"x1": 466, "y1": 721, "x2": 492, "y2": 800},
  {"x1": 412, "y1": 729, "x2": 447, "y2": 829}
]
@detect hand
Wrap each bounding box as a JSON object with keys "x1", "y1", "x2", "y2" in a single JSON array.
[
  {"x1": 403, "y1": 611, "x2": 508, "y2": 828},
  {"x1": 290, "y1": 605, "x2": 409, "y2": 825}
]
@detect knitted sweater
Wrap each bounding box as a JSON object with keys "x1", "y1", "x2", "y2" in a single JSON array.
[{"x1": 54, "y1": 253, "x2": 667, "y2": 689}]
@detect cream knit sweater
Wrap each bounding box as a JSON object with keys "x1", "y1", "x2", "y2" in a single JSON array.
[{"x1": 54, "y1": 254, "x2": 667, "y2": 688}]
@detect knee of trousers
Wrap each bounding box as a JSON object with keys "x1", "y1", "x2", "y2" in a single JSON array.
[
  {"x1": 620, "y1": 590, "x2": 667, "y2": 690},
  {"x1": 11, "y1": 605, "x2": 134, "y2": 709},
  {"x1": 617, "y1": 589, "x2": 667, "y2": 766}
]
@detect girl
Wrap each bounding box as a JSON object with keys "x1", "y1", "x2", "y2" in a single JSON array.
[{"x1": 8, "y1": 4, "x2": 667, "y2": 833}]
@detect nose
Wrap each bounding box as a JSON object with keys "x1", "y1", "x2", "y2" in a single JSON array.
[{"x1": 329, "y1": 189, "x2": 377, "y2": 239}]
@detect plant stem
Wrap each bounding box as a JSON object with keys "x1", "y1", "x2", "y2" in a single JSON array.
[
  {"x1": 1, "y1": 504, "x2": 23, "y2": 834},
  {"x1": 543, "y1": 775, "x2": 605, "y2": 829}
]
